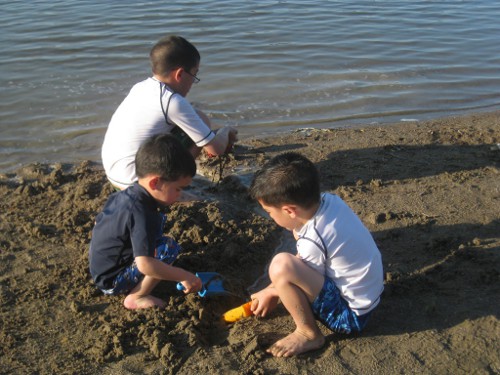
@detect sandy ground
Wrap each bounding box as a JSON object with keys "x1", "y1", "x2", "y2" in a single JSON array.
[{"x1": 1, "y1": 111, "x2": 499, "y2": 374}]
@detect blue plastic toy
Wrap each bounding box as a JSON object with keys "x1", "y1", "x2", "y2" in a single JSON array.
[{"x1": 176, "y1": 272, "x2": 230, "y2": 297}]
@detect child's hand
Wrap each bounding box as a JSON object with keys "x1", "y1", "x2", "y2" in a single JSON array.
[
  {"x1": 179, "y1": 273, "x2": 202, "y2": 294},
  {"x1": 250, "y1": 289, "x2": 279, "y2": 318},
  {"x1": 217, "y1": 127, "x2": 238, "y2": 153}
]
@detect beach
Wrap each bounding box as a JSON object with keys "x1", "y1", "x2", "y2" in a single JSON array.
[{"x1": 0, "y1": 111, "x2": 499, "y2": 374}]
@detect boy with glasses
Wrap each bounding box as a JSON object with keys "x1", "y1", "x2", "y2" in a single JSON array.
[{"x1": 102, "y1": 35, "x2": 238, "y2": 190}]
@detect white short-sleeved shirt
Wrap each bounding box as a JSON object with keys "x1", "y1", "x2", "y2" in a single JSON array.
[
  {"x1": 101, "y1": 77, "x2": 215, "y2": 188},
  {"x1": 296, "y1": 193, "x2": 384, "y2": 315}
]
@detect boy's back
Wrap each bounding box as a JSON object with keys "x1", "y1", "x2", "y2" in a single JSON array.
[
  {"x1": 89, "y1": 182, "x2": 163, "y2": 290},
  {"x1": 296, "y1": 192, "x2": 384, "y2": 315},
  {"x1": 101, "y1": 77, "x2": 211, "y2": 187}
]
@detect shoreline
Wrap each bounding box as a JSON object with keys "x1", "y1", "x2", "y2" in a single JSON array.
[
  {"x1": 1, "y1": 109, "x2": 499, "y2": 176},
  {"x1": 1, "y1": 110, "x2": 499, "y2": 374}
]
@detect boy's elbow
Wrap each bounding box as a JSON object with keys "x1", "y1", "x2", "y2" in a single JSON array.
[{"x1": 135, "y1": 256, "x2": 151, "y2": 274}]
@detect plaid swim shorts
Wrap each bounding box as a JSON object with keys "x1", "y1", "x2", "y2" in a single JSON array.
[
  {"x1": 311, "y1": 277, "x2": 373, "y2": 334},
  {"x1": 101, "y1": 236, "x2": 181, "y2": 296}
]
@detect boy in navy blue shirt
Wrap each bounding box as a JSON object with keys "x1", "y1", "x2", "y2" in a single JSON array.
[{"x1": 89, "y1": 134, "x2": 202, "y2": 309}]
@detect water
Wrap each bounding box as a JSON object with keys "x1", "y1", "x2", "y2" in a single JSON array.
[{"x1": 1, "y1": 0, "x2": 500, "y2": 173}]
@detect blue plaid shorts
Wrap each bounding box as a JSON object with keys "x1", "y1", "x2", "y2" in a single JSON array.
[
  {"x1": 101, "y1": 236, "x2": 181, "y2": 296},
  {"x1": 311, "y1": 277, "x2": 373, "y2": 334}
]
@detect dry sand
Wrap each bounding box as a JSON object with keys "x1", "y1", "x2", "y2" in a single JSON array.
[{"x1": 1, "y1": 111, "x2": 499, "y2": 374}]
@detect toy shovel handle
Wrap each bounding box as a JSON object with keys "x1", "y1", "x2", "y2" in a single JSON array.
[{"x1": 176, "y1": 281, "x2": 207, "y2": 297}]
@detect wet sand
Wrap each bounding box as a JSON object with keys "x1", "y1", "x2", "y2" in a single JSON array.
[{"x1": 0, "y1": 111, "x2": 499, "y2": 374}]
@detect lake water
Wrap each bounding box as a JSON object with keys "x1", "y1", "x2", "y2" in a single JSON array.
[{"x1": 1, "y1": 0, "x2": 500, "y2": 172}]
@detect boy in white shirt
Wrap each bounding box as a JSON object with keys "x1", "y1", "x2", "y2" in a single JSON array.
[
  {"x1": 102, "y1": 35, "x2": 237, "y2": 189},
  {"x1": 249, "y1": 152, "x2": 384, "y2": 357}
]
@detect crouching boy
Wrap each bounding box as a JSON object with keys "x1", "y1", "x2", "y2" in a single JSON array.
[
  {"x1": 248, "y1": 152, "x2": 384, "y2": 357},
  {"x1": 89, "y1": 134, "x2": 202, "y2": 309}
]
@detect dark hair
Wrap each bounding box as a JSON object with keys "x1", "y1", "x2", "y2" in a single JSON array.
[
  {"x1": 150, "y1": 35, "x2": 200, "y2": 76},
  {"x1": 135, "y1": 134, "x2": 196, "y2": 181},
  {"x1": 249, "y1": 152, "x2": 320, "y2": 209}
]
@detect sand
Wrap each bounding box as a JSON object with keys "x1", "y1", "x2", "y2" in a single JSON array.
[{"x1": 1, "y1": 111, "x2": 499, "y2": 374}]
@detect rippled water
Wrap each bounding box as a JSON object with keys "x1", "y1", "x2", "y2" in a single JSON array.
[{"x1": 1, "y1": 0, "x2": 500, "y2": 172}]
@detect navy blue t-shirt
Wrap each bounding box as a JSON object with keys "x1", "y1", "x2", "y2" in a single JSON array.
[{"x1": 89, "y1": 183, "x2": 164, "y2": 290}]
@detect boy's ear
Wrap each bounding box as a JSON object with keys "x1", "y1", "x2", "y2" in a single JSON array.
[
  {"x1": 148, "y1": 176, "x2": 161, "y2": 191},
  {"x1": 173, "y1": 67, "x2": 183, "y2": 82},
  {"x1": 282, "y1": 204, "x2": 298, "y2": 218}
]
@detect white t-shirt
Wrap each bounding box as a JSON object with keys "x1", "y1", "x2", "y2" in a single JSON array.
[
  {"x1": 296, "y1": 193, "x2": 384, "y2": 315},
  {"x1": 101, "y1": 77, "x2": 215, "y2": 188}
]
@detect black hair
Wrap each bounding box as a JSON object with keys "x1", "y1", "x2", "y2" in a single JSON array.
[
  {"x1": 135, "y1": 133, "x2": 196, "y2": 181},
  {"x1": 150, "y1": 35, "x2": 200, "y2": 76},
  {"x1": 249, "y1": 152, "x2": 320, "y2": 209}
]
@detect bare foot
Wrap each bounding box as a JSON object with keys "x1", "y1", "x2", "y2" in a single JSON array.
[
  {"x1": 123, "y1": 294, "x2": 166, "y2": 310},
  {"x1": 266, "y1": 329, "x2": 325, "y2": 357}
]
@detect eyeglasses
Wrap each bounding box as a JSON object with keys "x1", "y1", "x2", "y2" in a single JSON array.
[{"x1": 184, "y1": 71, "x2": 200, "y2": 84}]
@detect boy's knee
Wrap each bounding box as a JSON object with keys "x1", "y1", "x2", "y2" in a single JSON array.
[{"x1": 269, "y1": 252, "x2": 296, "y2": 281}]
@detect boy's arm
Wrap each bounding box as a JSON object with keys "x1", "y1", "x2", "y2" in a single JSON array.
[
  {"x1": 203, "y1": 126, "x2": 238, "y2": 156},
  {"x1": 194, "y1": 107, "x2": 238, "y2": 156},
  {"x1": 135, "y1": 256, "x2": 201, "y2": 292},
  {"x1": 170, "y1": 98, "x2": 238, "y2": 156}
]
